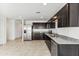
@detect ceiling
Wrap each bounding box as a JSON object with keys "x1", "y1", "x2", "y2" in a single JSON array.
[{"x1": 0, "y1": 3, "x2": 66, "y2": 21}]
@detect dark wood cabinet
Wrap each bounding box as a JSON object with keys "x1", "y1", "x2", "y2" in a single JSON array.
[
  {"x1": 69, "y1": 3, "x2": 79, "y2": 27},
  {"x1": 51, "y1": 38, "x2": 79, "y2": 56},
  {"x1": 51, "y1": 39, "x2": 79, "y2": 56},
  {"x1": 32, "y1": 23, "x2": 46, "y2": 40},
  {"x1": 58, "y1": 45, "x2": 79, "y2": 56},
  {"x1": 32, "y1": 32, "x2": 43, "y2": 40},
  {"x1": 50, "y1": 22, "x2": 55, "y2": 28},
  {"x1": 44, "y1": 34, "x2": 51, "y2": 52},
  {"x1": 58, "y1": 3, "x2": 79, "y2": 27},
  {"x1": 47, "y1": 22, "x2": 55, "y2": 28},
  {"x1": 45, "y1": 34, "x2": 79, "y2": 56},
  {"x1": 49, "y1": 3, "x2": 79, "y2": 27},
  {"x1": 51, "y1": 40, "x2": 58, "y2": 56},
  {"x1": 57, "y1": 4, "x2": 69, "y2": 27},
  {"x1": 32, "y1": 23, "x2": 51, "y2": 40},
  {"x1": 33, "y1": 23, "x2": 47, "y2": 29}
]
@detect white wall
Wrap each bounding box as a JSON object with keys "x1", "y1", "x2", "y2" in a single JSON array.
[
  {"x1": 24, "y1": 20, "x2": 48, "y2": 25},
  {"x1": 24, "y1": 21, "x2": 33, "y2": 25},
  {"x1": 15, "y1": 20, "x2": 22, "y2": 38},
  {"x1": 7, "y1": 19, "x2": 16, "y2": 40},
  {"x1": 0, "y1": 16, "x2": 6, "y2": 44},
  {"x1": 52, "y1": 27, "x2": 79, "y2": 39}
]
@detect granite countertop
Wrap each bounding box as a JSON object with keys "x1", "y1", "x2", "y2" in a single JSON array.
[{"x1": 45, "y1": 33, "x2": 79, "y2": 44}]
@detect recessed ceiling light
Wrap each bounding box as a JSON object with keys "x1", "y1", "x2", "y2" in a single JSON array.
[
  {"x1": 43, "y1": 3, "x2": 47, "y2": 5},
  {"x1": 36, "y1": 12, "x2": 40, "y2": 14},
  {"x1": 53, "y1": 16, "x2": 57, "y2": 19}
]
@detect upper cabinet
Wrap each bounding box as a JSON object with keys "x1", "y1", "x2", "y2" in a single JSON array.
[
  {"x1": 47, "y1": 18, "x2": 55, "y2": 28},
  {"x1": 33, "y1": 23, "x2": 47, "y2": 29},
  {"x1": 57, "y1": 3, "x2": 69, "y2": 27},
  {"x1": 49, "y1": 3, "x2": 79, "y2": 27},
  {"x1": 69, "y1": 3, "x2": 79, "y2": 27}
]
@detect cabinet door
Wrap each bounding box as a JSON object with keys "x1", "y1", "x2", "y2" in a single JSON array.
[
  {"x1": 33, "y1": 32, "x2": 43, "y2": 40},
  {"x1": 58, "y1": 45, "x2": 79, "y2": 56},
  {"x1": 69, "y1": 3, "x2": 79, "y2": 27},
  {"x1": 33, "y1": 33, "x2": 40, "y2": 40},
  {"x1": 40, "y1": 33, "x2": 43, "y2": 40},
  {"x1": 45, "y1": 35, "x2": 51, "y2": 52},
  {"x1": 47, "y1": 23, "x2": 50, "y2": 29},
  {"x1": 33, "y1": 23, "x2": 47, "y2": 29},
  {"x1": 57, "y1": 6, "x2": 63, "y2": 27},
  {"x1": 50, "y1": 22, "x2": 55, "y2": 28},
  {"x1": 58, "y1": 4, "x2": 69, "y2": 27},
  {"x1": 45, "y1": 40, "x2": 51, "y2": 52},
  {"x1": 62, "y1": 4, "x2": 69, "y2": 27},
  {"x1": 33, "y1": 23, "x2": 39, "y2": 29},
  {"x1": 58, "y1": 15, "x2": 63, "y2": 27},
  {"x1": 51, "y1": 40, "x2": 58, "y2": 56},
  {"x1": 58, "y1": 3, "x2": 79, "y2": 27}
]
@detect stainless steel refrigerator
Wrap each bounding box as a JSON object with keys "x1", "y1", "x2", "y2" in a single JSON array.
[{"x1": 24, "y1": 25, "x2": 32, "y2": 40}]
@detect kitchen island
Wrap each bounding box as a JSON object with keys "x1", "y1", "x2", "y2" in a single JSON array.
[{"x1": 45, "y1": 33, "x2": 79, "y2": 56}]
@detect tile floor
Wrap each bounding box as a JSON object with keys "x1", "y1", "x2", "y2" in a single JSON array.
[{"x1": 0, "y1": 39, "x2": 51, "y2": 56}]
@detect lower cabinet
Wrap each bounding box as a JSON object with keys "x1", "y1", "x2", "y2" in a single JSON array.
[
  {"x1": 45, "y1": 35, "x2": 79, "y2": 56},
  {"x1": 51, "y1": 40, "x2": 79, "y2": 56},
  {"x1": 51, "y1": 40, "x2": 58, "y2": 56},
  {"x1": 44, "y1": 34, "x2": 51, "y2": 52},
  {"x1": 32, "y1": 32, "x2": 44, "y2": 40},
  {"x1": 58, "y1": 45, "x2": 79, "y2": 56}
]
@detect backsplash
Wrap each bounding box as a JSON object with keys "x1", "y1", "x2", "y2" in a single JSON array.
[{"x1": 52, "y1": 27, "x2": 79, "y2": 39}]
